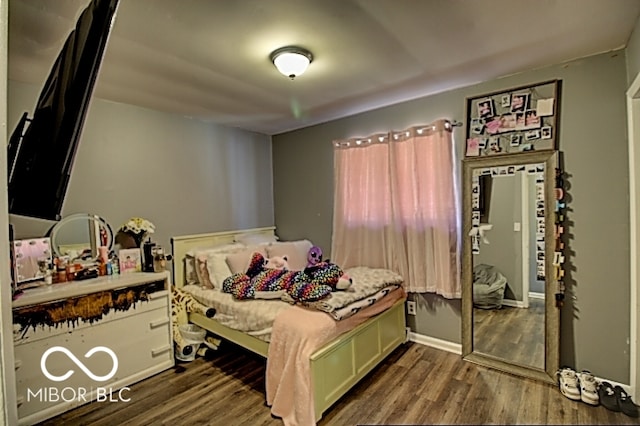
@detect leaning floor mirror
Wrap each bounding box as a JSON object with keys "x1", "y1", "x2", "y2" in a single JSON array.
[{"x1": 461, "y1": 150, "x2": 560, "y2": 384}]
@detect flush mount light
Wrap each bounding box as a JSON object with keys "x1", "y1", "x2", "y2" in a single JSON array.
[{"x1": 270, "y1": 46, "x2": 313, "y2": 80}]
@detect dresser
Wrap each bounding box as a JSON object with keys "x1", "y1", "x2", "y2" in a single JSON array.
[{"x1": 12, "y1": 272, "x2": 174, "y2": 425}]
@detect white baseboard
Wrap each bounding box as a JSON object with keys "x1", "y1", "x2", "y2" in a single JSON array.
[
  {"x1": 406, "y1": 333, "x2": 633, "y2": 394},
  {"x1": 408, "y1": 331, "x2": 461, "y2": 355},
  {"x1": 592, "y1": 374, "x2": 632, "y2": 395},
  {"x1": 501, "y1": 299, "x2": 526, "y2": 308}
]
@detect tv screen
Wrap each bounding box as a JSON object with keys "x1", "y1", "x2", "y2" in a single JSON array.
[{"x1": 7, "y1": 0, "x2": 120, "y2": 220}]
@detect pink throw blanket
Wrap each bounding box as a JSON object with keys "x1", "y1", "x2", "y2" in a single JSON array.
[{"x1": 266, "y1": 287, "x2": 405, "y2": 425}]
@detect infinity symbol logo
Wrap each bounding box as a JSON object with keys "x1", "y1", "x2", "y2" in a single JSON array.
[{"x1": 41, "y1": 346, "x2": 119, "y2": 382}]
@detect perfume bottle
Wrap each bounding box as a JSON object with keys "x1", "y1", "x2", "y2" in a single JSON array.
[{"x1": 111, "y1": 257, "x2": 120, "y2": 275}]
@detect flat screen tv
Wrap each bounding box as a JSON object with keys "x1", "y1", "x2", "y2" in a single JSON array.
[{"x1": 7, "y1": 0, "x2": 120, "y2": 220}]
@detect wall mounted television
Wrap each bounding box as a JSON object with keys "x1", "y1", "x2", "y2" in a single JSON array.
[{"x1": 7, "y1": 0, "x2": 120, "y2": 221}]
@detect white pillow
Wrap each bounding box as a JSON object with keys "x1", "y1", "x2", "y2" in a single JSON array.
[
  {"x1": 226, "y1": 246, "x2": 269, "y2": 275},
  {"x1": 188, "y1": 243, "x2": 246, "y2": 288},
  {"x1": 266, "y1": 240, "x2": 313, "y2": 271},
  {"x1": 206, "y1": 253, "x2": 235, "y2": 290}
]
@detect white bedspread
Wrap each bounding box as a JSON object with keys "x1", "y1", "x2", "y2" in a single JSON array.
[{"x1": 183, "y1": 285, "x2": 289, "y2": 341}]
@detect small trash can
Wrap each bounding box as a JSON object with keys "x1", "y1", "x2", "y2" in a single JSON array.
[{"x1": 176, "y1": 324, "x2": 206, "y2": 362}]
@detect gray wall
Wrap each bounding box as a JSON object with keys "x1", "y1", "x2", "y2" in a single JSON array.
[
  {"x1": 273, "y1": 51, "x2": 631, "y2": 382},
  {"x1": 626, "y1": 15, "x2": 640, "y2": 87},
  {"x1": 8, "y1": 81, "x2": 274, "y2": 256},
  {"x1": 475, "y1": 174, "x2": 523, "y2": 302}
]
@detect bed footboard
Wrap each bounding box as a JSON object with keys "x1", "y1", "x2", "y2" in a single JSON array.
[
  {"x1": 188, "y1": 298, "x2": 406, "y2": 422},
  {"x1": 310, "y1": 298, "x2": 406, "y2": 421}
]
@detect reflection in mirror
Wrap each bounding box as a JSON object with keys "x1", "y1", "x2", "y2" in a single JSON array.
[
  {"x1": 462, "y1": 151, "x2": 559, "y2": 384},
  {"x1": 11, "y1": 237, "x2": 52, "y2": 285},
  {"x1": 48, "y1": 214, "x2": 113, "y2": 260}
]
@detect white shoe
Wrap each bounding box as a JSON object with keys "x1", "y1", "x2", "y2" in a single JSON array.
[
  {"x1": 557, "y1": 367, "x2": 581, "y2": 401},
  {"x1": 578, "y1": 370, "x2": 600, "y2": 405}
]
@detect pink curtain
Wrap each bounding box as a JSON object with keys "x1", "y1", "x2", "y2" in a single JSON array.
[{"x1": 331, "y1": 120, "x2": 460, "y2": 298}]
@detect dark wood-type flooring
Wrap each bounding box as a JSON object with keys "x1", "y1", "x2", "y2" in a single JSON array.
[
  {"x1": 39, "y1": 342, "x2": 639, "y2": 426},
  {"x1": 473, "y1": 298, "x2": 545, "y2": 369}
]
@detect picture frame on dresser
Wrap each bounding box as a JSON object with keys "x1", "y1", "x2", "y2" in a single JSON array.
[{"x1": 119, "y1": 248, "x2": 142, "y2": 272}]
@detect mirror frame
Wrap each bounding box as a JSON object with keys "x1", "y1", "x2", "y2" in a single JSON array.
[
  {"x1": 461, "y1": 150, "x2": 559, "y2": 384},
  {"x1": 48, "y1": 213, "x2": 114, "y2": 258}
]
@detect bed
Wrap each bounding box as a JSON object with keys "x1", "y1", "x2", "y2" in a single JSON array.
[{"x1": 171, "y1": 226, "x2": 407, "y2": 425}]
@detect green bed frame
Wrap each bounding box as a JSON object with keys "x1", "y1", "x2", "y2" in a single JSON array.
[{"x1": 172, "y1": 227, "x2": 407, "y2": 421}]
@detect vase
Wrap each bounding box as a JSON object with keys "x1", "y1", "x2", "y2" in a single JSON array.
[
  {"x1": 115, "y1": 231, "x2": 147, "y2": 249},
  {"x1": 132, "y1": 233, "x2": 147, "y2": 248}
]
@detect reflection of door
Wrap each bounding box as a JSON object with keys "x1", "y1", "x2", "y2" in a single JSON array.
[{"x1": 626, "y1": 73, "x2": 640, "y2": 402}]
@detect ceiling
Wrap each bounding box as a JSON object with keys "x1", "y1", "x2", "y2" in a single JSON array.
[{"x1": 8, "y1": 0, "x2": 640, "y2": 136}]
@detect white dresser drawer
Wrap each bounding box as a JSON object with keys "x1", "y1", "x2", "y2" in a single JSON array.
[{"x1": 15, "y1": 306, "x2": 172, "y2": 420}]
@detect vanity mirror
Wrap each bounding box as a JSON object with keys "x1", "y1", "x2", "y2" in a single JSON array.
[
  {"x1": 461, "y1": 151, "x2": 560, "y2": 383},
  {"x1": 48, "y1": 213, "x2": 113, "y2": 260},
  {"x1": 11, "y1": 237, "x2": 52, "y2": 286}
]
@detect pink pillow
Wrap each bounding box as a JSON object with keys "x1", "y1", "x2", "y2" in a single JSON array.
[
  {"x1": 225, "y1": 246, "x2": 268, "y2": 274},
  {"x1": 267, "y1": 240, "x2": 313, "y2": 271}
]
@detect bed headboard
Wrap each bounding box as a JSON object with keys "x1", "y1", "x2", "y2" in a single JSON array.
[{"x1": 171, "y1": 226, "x2": 276, "y2": 288}]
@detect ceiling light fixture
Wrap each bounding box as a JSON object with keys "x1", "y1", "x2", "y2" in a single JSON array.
[{"x1": 270, "y1": 46, "x2": 313, "y2": 80}]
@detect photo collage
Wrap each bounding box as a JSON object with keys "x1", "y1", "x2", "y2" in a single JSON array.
[{"x1": 465, "y1": 80, "x2": 558, "y2": 157}]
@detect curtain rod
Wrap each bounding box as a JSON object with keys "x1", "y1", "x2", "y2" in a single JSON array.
[{"x1": 333, "y1": 118, "x2": 462, "y2": 148}]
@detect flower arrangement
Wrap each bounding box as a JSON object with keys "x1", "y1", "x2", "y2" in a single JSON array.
[
  {"x1": 119, "y1": 217, "x2": 155, "y2": 235},
  {"x1": 118, "y1": 217, "x2": 155, "y2": 247}
]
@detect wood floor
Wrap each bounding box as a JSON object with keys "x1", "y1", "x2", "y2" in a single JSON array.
[
  {"x1": 39, "y1": 342, "x2": 639, "y2": 426},
  {"x1": 473, "y1": 298, "x2": 545, "y2": 369}
]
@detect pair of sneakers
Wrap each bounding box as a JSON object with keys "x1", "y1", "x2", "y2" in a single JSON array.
[
  {"x1": 556, "y1": 367, "x2": 599, "y2": 405},
  {"x1": 598, "y1": 381, "x2": 639, "y2": 417}
]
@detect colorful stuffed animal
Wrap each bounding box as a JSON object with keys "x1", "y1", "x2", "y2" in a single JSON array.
[
  {"x1": 304, "y1": 261, "x2": 353, "y2": 291},
  {"x1": 337, "y1": 272, "x2": 353, "y2": 290},
  {"x1": 265, "y1": 255, "x2": 289, "y2": 270},
  {"x1": 305, "y1": 247, "x2": 351, "y2": 289},
  {"x1": 223, "y1": 252, "x2": 351, "y2": 302},
  {"x1": 307, "y1": 246, "x2": 323, "y2": 267}
]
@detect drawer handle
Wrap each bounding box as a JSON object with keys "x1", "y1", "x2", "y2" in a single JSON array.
[
  {"x1": 151, "y1": 346, "x2": 171, "y2": 357},
  {"x1": 149, "y1": 318, "x2": 169, "y2": 329},
  {"x1": 14, "y1": 359, "x2": 22, "y2": 370},
  {"x1": 17, "y1": 396, "x2": 24, "y2": 406},
  {"x1": 148, "y1": 290, "x2": 168, "y2": 301}
]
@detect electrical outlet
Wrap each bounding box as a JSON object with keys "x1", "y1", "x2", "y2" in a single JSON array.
[{"x1": 407, "y1": 300, "x2": 416, "y2": 315}]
